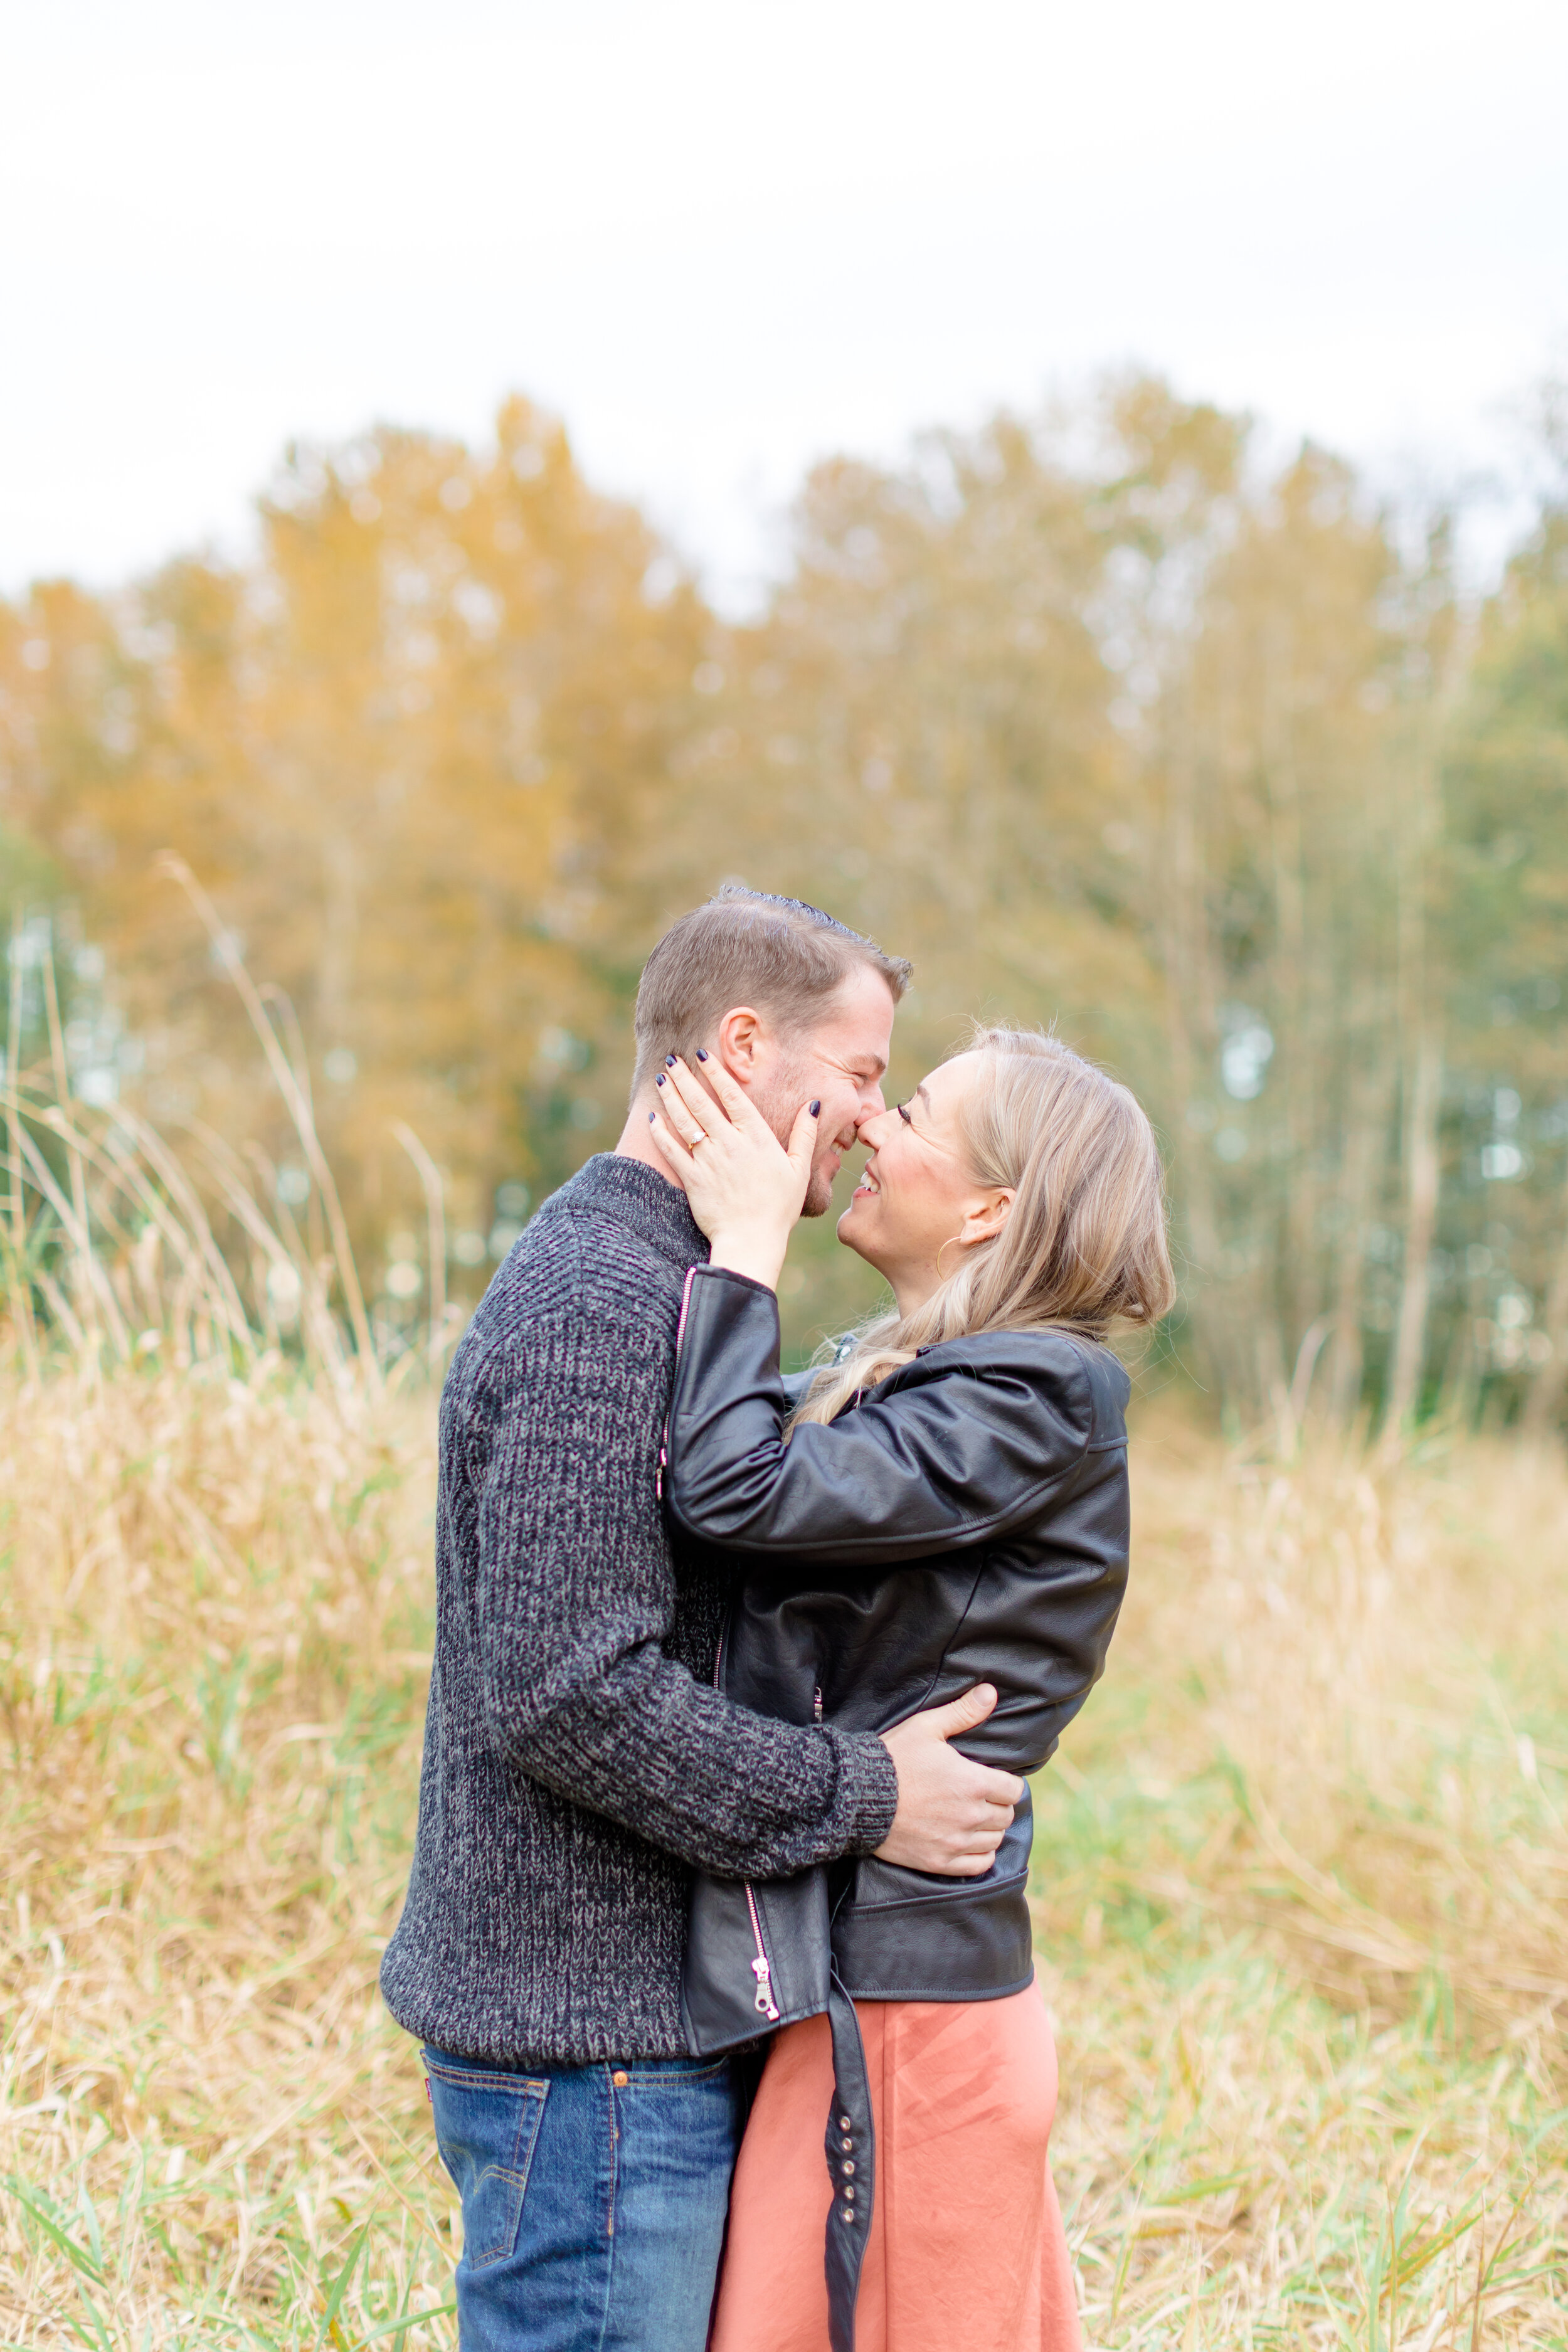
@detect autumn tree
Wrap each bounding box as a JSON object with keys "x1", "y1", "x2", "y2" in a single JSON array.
[
  {"x1": 6, "y1": 374, "x2": 1568, "y2": 1422},
  {"x1": 1, "y1": 401, "x2": 711, "y2": 1306}
]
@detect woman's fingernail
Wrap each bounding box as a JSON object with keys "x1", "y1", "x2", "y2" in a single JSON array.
[
  {"x1": 655, "y1": 1073, "x2": 665, "y2": 1085},
  {"x1": 809, "y1": 1100, "x2": 821, "y2": 1116},
  {"x1": 696, "y1": 1048, "x2": 708, "y2": 1062},
  {"x1": 648, "y1": 1111, "x2": 655, "y2": 1123},
  {"x1": 665, "y1": 1054, "x2": 677, "y2": 1067}
]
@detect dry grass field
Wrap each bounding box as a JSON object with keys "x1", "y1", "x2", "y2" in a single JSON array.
[
  {"x1": 1, "y1": 1359, "x2": 1565, "y2": 2350},
  {"x1": 1037, "y1": 1421, "x2": 1567, "y2": 2350}
]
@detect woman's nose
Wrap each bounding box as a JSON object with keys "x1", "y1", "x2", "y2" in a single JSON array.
[{"x1": 857, "y1": 1103, "x2": 895, "y2": 1144}]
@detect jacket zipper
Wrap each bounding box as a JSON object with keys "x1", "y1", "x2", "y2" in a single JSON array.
[
  {"x1": 673, "y1": 1262, "x2": 787, "y2": 2031},
  {"x1": 739, "y1": 1690, "x2": 822, "y2": 2020},
  {"x1": 656, "y1": 1264, "x2": 700, "y2": 1502},
  {"x1": 745, "y1": 1884, "x2": 781, "y2": 2019}
]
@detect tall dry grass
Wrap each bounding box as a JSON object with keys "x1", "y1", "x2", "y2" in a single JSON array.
[
  {"x1": 1, "y1": 904, "x2": 462, "y2": 2351},
  {"x1": 1036, "y1": 1421, "x2": 1568, "y2": 2349},
  {"x1": 4, "y1": 1379, "x2": 1564, "y2": 2349},
  {"x1": 0, "y1": 953, "x2": 1564, "y2": 2346},
  {"x1": 1, "y1": 1360, "x2": 448, "y2": 2351}
]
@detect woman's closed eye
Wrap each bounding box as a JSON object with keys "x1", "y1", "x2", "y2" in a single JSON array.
[{"x1": 897, "y1": 1101, "x2": 914, "y2": 1126}]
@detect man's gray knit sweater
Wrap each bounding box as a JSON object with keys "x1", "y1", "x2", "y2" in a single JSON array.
[{"x1": 380, "y1": 1153, "x2": 899, "y2": 2068}]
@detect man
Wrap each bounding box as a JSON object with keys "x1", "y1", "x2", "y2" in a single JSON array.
[{"x1": 381, "y1": 887, "x2": 1023, "y2": 2350}]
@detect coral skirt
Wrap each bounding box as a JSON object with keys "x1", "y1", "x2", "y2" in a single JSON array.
[{"x1": 709, "y1": 1983, "x2": 1081, "y2": 2352}]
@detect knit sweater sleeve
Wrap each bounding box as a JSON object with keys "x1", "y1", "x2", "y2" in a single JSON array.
[{"x1": 461, "y1": 1301, "x2": 898, "y2": 1879}]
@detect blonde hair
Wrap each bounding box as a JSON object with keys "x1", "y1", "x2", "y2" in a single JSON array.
[{"x1": 792, "y1": 1026, "x2": 1176, "y2": 1428}]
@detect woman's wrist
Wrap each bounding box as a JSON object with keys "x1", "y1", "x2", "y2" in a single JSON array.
[{"x1": 706, "y1": 1231, "x2": 790, "y2": 1292}]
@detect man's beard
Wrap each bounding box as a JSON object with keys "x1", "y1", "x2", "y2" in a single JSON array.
[{"x1": 800, "y1": 1158, "x2": 835, "y2": 1218}]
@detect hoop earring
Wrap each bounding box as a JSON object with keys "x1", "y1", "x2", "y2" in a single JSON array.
[{"x1": 934, "y1": 1236, "x2": 963, "y2": 1283}]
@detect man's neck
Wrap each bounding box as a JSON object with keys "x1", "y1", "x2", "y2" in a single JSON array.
[{"x1": 613, "y1": 1098, "x2": 687, "y2": 1189}]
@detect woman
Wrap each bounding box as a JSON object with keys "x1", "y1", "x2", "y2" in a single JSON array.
[{"x1": 649, "y1": 1025, "x2": 1174, "y2": 2352}]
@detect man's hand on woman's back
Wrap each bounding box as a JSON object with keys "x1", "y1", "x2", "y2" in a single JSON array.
[{"x1": 876, "y1": 1684, "x2": 1025, "y2": 1876}]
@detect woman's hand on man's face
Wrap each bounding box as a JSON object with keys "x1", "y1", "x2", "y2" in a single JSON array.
[{"x1": 647, "y1": 1054, "x2": 819, "y2": 1291}]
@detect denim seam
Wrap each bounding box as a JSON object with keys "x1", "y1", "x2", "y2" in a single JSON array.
[
  {"x1": 425, "y1": 2058, "x2": 550, "y2": 2094},
  {"x1": 425, "y1": 2071, "x2": 549, "y2": 2268},
  {"x1": 598, "y1": 2065, "x2": 618, "y2": 2352},
  {"x1": 468, "y1": 2169, "x2": 536, "y2": 2264},
  {"x1": 609, "y1": 2060, "x2": 733, "y2": 2087}
]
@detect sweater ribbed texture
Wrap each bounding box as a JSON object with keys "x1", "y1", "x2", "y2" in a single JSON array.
[{"x1": 380, "y1": 1153, "x2": 899, "y2": 2069}]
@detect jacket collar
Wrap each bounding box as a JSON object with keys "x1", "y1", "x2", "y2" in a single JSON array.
[{"x1": 559, "y1": 1153, "x2": 709, "y2": 1275}]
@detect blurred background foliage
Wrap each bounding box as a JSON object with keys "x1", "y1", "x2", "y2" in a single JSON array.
[{"x1": 3, "y1": 373, "x2": 1567, "y2": 1427}]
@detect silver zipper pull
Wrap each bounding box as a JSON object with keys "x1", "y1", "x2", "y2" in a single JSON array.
[
  {"x1": 812, "y1": 1686, "x2": 824, "y2": 1724},
  {"x1": 751, "y1": 1955, "x2": 781, "y2": 2020},
  {"x1": 744, "y1": 1882, "x2": 783, "y2": 2019}
]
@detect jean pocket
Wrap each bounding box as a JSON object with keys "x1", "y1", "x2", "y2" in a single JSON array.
[{"x1": 423, "y1": 2055, "x2": 549, "y2": 2272}]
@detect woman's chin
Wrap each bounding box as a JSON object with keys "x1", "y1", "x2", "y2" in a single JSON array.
[{"x1": 835, "y1": 1199, "x2": 879, "y2": 1266}]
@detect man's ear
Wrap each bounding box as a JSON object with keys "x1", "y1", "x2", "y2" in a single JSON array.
[
  {"x1": 714, "y1": 1005, "x2": 765, "y2": 1086},
  {"x1": 959, "y1": 1190, "x2": 1014, "y2": 1246}
]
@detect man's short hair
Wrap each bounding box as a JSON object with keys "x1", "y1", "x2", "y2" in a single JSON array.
[{"x1": 630, "y1": 886, "x2": 912, "y2": 1096}]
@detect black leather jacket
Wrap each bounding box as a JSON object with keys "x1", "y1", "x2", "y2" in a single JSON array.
[{"x1": 661, "y1": 1265, "x2": 1131, "y2": 2345}]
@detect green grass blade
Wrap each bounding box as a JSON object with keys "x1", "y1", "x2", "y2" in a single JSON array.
[
  {"x1": 315, "y1": 2217, "x2": 374, "y2": 2348},
  {"x1": 4, "y1": 2173, "x2": 109, "y2": 2286},
  {"x1": 349, "y1": 2298, "x2": 459, "y2": 2345},
  {"x1": 71, "y1": 2280, "x2": 115, "y2": 2352}
]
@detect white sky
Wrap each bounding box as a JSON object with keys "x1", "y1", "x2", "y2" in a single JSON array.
[{"x1": 3, "y1": 0, "x2": 1565, "y2": 608}]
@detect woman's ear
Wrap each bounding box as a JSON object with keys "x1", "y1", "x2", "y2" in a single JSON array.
[{"x1": 958, "y1": 1189, "x2": 1014, "y2": 1247}]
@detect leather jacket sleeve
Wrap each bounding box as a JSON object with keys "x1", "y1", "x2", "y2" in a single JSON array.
[{"x1": 664, "y1": 1264, "x2": 1096, "y2": 1562}]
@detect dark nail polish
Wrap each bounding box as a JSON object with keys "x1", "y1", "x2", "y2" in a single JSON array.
[
  {"x1": 696, "y1": 1048, "x2": 708, "y2": 1062},
  {"x1": 655, "y1": 1073, "x2": 665, "y2": 1085},
  {"x1": 648, "y1": 1111, "x2": 655, "y2": 1123},
  {"x1": 809, "y1": 1100, "x2": 821, "y2": 1117},
  {"x1": 665, "y1": 1054, "x2": 676, "y2": 1067}
]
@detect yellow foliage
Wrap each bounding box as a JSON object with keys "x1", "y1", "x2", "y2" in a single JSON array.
[{"x1": 3, "y1": 377, "x2": 1568, "y2": 1419}]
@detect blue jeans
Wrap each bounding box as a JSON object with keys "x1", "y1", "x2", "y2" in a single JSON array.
[{"x1": 422, "y1": 2047, "x2": 746, "y2": 2351}]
